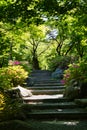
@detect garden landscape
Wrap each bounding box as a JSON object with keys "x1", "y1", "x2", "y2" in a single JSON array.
[{"x1": 0, "y1": 0, "x2": 87, "y2": 130}]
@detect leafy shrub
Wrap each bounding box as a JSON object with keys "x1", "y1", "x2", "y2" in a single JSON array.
[
  {"x1": 0, "y1": 65, "x2": 28, "y2": 89},
  {"x1": 63, "y1": 61, "x2": 87, "y2": 99},
  {"x1": 48, "y1": 55, "x2": 78, "y2": 71},
  {"x1": 63, "y1": 61, "x2": 87, "y2": 86},
  {"x1": 0, "y1": 89, "x2": 28, "y2": 121},
  {"x1": 0, "y1": 63, "x2": 29, "y2": 121},
  {"x1": 63, "y1": 85, "x2": 80, "y2": 99},
  {"x1": 20, "y1": 61, "x2": 32, "y2": 73},
  {"x1": 8, "y1": 60, "x2": 32, "y2": 73}
]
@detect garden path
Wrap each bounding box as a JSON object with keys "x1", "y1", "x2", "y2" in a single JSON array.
[{"x1": 24, "y1": 70, "x2": 87, "y2": 130}]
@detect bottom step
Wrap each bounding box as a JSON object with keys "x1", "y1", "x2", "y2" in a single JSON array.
[
  {"x1": 27, "y1": 108, "x2": 87, "y2": 120},
  {"x1": 27, "y1": 119, "x2": 87, "y2": 130}
]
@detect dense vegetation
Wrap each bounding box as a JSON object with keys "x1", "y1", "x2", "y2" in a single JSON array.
[
  {"x1": 0, "y1": 0, "x2": 87, "y2": 70},
  {"x1": 0, "y1": 0, "x2": 87, "y2": 126}
]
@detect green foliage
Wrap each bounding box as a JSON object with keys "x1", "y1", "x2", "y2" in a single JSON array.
[
  {"x1": 0, "y1": 0, "x2": 87, "y2": 70},
  {"x1": 20, "y1": 61, "x2": 32, "y2": 73},
  {"x1": 0, "y1": 88, "x2": 30, "y2": 121},
  {"x1": 20, "y1": 24, "x2": 50, "y2": 69},
  {"x1": 0, "y1": 65, "x2": 28, "y2": 89},
  {"x1": 63, "y1": 61, "x2": 87, "y2": 87},
  {"x1": 47, "y1": 55, "x2": 77, "y2": 71},
  {"x1": 63, "y1": 60, "x2": 87, "y2": 99},
  {"x1": 64, "y1": 85, "x2": 80, "y2": 100},
  {"x1": 0, "y1": 0, "x2": 41, "y2": 24}
]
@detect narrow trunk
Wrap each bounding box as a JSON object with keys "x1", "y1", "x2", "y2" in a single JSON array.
[{"x1": 32, "y1": 56, "x2": 40, "y2": 70}]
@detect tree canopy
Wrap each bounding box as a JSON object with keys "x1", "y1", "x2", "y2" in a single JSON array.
[{"x1": 0, "y1": 0, "x2": 87, "y2": 69}]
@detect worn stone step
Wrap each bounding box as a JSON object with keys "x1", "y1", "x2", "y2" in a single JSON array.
[
  {"x1": 31, "y1": 89, "x2": 64, "y2": 95},
  {"x1": 27, "y1": 78, "x2": 59, "y2": 84},
  {"x1": 30, "y1": 77, "x2": 52, "y2": 80},
  {"x1": 30, "y1": 70, "x2": 52, "y2": 75},
  {"x1": 28, "y1": 86, "x2": 65, "y2": 90},
  {"x1": 33, "y1": 80, "x2": 61, "y2": 83},
  {"x1": 27, "y1": 102, "x2": 78, "y2": 109},
  {"x1": 33, "y1": 83, "x2": 63, "y2": 87},
  {"x1": 23, "y1": 96, "x2": 72, "y2": 103},
  {"x1": 26, "y1": 78, "x2": 62, "y2": 86},
  {"x1": 27, "y1": 120, "x2": 87, "y2": 130},
  {"x1": 27, "y1": 108, "x2": 87, "y2": 120},
  {"x1": 30, "y1": 74, "x2": 51, "y2": 77},
  {"x1": 29, "y1": 78, "x2": 60, "y2": 81},
  {"x1": 30, "y1": 73, "x2": 51, "y2": 78}
]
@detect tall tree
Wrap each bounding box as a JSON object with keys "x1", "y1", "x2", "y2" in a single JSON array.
[{"x1": 20, "y1": 24, "x2": 50, "y2": 69}]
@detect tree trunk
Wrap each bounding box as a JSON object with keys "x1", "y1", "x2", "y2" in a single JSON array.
[
  {"x1": 9, "y1": 43, "x2": 13, "y2": 60},
  {"x1": 32, "y1": 56, "x2": 40, "y2": 70}
]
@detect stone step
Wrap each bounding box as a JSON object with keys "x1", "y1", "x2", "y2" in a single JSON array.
[
  {"x1": 25, "y1": 70, "x2": 87, "y2": 121},
  {"x1": 30, "y1": 70, "x2": 52, "y2": 74},
  {"x1": 33, "y1": 83, "x2": 63, "y2": 86},
  {"x1": 27, "y1": 120, "x2": 87, "y2": 130},
  {"x1": 26, "y1": 80, "x2": 62, "y2": 86},
  {"x1": 30, "y1": 77, "x2": 52, "y2": 80},
  {"x1": 31, "y1": 89, "x2": 64, "y2": 95},
  {"x1": 27, "y1": 108, "x2": 87, "y2": 120},
  {"x1": 23, "y1": 96, "x2": 72, "y2": 103},
  {"x1": 30, "y1": 74, "x2": 51, "y2": 77},
  {"x1": 30, "y1": 73, "x2": 51, "y2": 78},
  {"x1": 27, "y1": 102, "x2": 78, "y2": 109},
  {"x1": 32, "y1": 80, "x2": 61, "y2": 83},
  {"x1": 28, "y1": 86, "x2": 65, "y2": 90},
  {"x1": 27, "y1": 78, "x2": 55, "y2": 83},
  {"x1": 26, "y1": 78, "x2": 62, "y2": 86}
]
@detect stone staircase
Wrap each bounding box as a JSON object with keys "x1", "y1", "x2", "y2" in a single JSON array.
[{"x1": 25, "y1": 70, "x2": 87, "y2": 120}]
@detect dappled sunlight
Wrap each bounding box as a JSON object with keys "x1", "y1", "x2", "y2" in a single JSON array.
[
  {"x1": 23, "y1": 94, "x2": 63, "y2": 100},
  {"x1": 16, "y1": 85, "x2": 33, "y2": 97},
  {"x1": 15, "y1": 85, "x2": 63, "y2": 103},
  {"x1": 28, "y1": 102, "x2": 43, "y2": 104},
  {"x1": 43, "y1": 120, "x2": 79, "y2": 126},
  {"x1": 64, "y1": 121, "x2": 79, "y2": 126},
  {"x1": 57, "y1": 109, "x2": 63, "y2": 112},
  {"x1": 15, "y1": 85, "x2": 63, "y2": 100}
]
